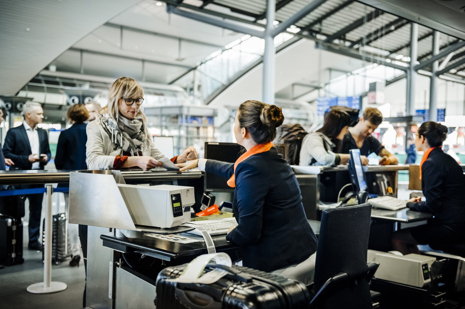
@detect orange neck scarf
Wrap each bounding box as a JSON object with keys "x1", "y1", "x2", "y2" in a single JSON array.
[
  {"x1": 227, "y1": 142, "x2": 273, "y2": 188},
  {"x1": 419, "y1": 147, "x2": 436, "y2": 179}
]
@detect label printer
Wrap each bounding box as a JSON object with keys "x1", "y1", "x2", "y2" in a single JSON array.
[
  {"x1": 369, "y1": 250, "x2": 437, "y2": 288},
  {"x1": 117, "y1": 184, "x2": 195, "y2": 229}
]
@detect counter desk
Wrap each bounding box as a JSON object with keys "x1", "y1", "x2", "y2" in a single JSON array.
[{"x1": 296, "y1": 165, "x2": 409, "y2": 220}]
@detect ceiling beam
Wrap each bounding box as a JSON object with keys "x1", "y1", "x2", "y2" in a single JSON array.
[
  {"x1": 208, "y1": 2, "x2": 261, "y2": 19},
  {"x1": 166, "y1": 5, "x2": 264, "y2": 38},
  {"x1": 415, "y1": 40, "x2": 465, "y2": 71},
  {"x1": 161, "y1": 1, "x2": 266, "y2": 29},
  {"x1": 315, "y1": 42, "x2": 408, "y2": 71},
  {"x1": 449, "y1": 50, "x2": 465, "y2": 64},
  {"x1": 325, "y1": 9, "x2": 384, "y2": 43},
  {"x1": 68, "y1": 48, "x2": 194, "y2": 69},
  {"x1": 272, "y1": 0, "x2": 327, "y2": 37},
  {"x1": 436, "y1": 57, "x2": 465, "y2": 76},
  {"x1": 416, "y1": 39, "x2": 461, "y2": 63},
  {"x1": 349, "y1": 18, "x2": 408, "y2": 48},
  {"x1": 389, "y1": 32, "x2": 432, "y2": 55},
  {"x1": 299, "y1": 0, "x2": 355, "y2": 33},
  {"x1": 104, "y1": 23, "x2": 224, "y2": 49},
  {"x1": 200, "y1": 0, "x2": 213, "y2": 9},
  {"x1": 255, "y1": 0, "x2": 294, "y2": 21}
]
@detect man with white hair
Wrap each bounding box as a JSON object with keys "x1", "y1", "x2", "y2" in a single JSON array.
[
  {"x1": 3, "y1": 102, "x2": 51, "y2": 251},
  {"x1": 85, "y1": 101, "x2": 101, "y2": 122}
]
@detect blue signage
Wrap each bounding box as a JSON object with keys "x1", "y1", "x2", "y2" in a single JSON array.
[
  {"x1": 317, "y1": 96, "x2": 360, "y2": 116},
  {"x1": 415, "y1": 109, "x2": 446, "y2": 122}
]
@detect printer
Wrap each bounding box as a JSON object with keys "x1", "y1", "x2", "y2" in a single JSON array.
[
  {"x1": 369, "y1": 250, "x2": 436, "y2": 288},
  {"x1": 117, "y1": 184, "x2": 195, "y2": 229}
]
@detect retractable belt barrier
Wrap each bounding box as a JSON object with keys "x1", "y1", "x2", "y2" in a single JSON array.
[{"x1": 0, "y1": 187, "x2": 69, "y2": 197}]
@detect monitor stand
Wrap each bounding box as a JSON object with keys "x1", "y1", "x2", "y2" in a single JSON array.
[{"x1": 358, "y1": 191, "x2": 368, "y2": 204}]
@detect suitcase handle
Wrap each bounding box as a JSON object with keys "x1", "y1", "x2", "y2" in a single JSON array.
[
  {"x1": 175, "y1": 289, "x2": 222, "y2": 309},
  {"x1": 206, "y1": 264, "x2": 252, "y2": 283}
]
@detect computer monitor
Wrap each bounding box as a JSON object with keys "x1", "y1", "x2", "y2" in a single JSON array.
[
  {"x1": 348, "y1": 149, "x2": 367, "y2": 195},
  {"x1": 204, "y1": 142, "x2": 245, "y2": 192}
]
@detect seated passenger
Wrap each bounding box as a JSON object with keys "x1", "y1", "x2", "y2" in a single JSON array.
[
  {"x1": 86, "y1": 77, "x2": 197, "y2": 170},
  {"x1": 341, "y1": 107, "x2": 398, "y2": 165},
  {"x1": 392, "y1": 121, "x2": 465, "y2": 254},
  {"x1": 299, "y1": 107, "x2": 368, "y2": 166},
  {"x1": 178, "y1": 100, "x2": 317, "y2": 276}
]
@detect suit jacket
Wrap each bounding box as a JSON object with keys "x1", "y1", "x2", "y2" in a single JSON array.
[
  {"x1": 3, "y1": 124, "x2": 51, "y2": 170},
  {"x1": 412, "y1": 148, "x2": 465, "y2": 225},
  {"x1": 206, "y1": 149, "x2": 317, "y2": 272},
  {"x1": 55, "y1": 123, "x2": 87, "y2": 170}
]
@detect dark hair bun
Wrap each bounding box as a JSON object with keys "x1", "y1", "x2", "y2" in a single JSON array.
[
  {"x1": 418, "y1": 121, "x2": 448, "y2": 147},
  {"x1": 260, "y1": 104, "x2": 284, "y2": 128},
  {"x1": 437, "y1": 124, "x2": 447, "y2": 135},
  {"x1": 438, "y1": 124, "x2": 448, "y2": 142}
]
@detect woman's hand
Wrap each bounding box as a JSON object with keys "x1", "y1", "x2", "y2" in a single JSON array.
[
  {"x1": 177, "y1": 146, "x2": 198, "y2": 163},
  {"x1": 129, "y1": 156, "x2": 163, "y2": 171},
  {"x1": 360, "y1": 155, "x2": 369, "y2": 165},
  {"x1": 408, "y1": 197, "x2": 421, "y2": 203},
  {"x1": 177, "y1": 159, "x2": 199, "y2": 172}
]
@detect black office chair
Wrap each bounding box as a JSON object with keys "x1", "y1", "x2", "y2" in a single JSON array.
[{"x1": 309, "y1": 203, "x2": 379, "y2": 309}]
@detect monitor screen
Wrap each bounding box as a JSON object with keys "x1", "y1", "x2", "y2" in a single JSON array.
[
  {"x1": 204, "y1": 142, "x2": 245, "y2": 192},
  {"x1": 349, "y1": 149, "x2": 367, "y2": 193}
]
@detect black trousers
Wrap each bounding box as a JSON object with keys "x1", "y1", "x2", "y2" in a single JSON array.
[{"x1": 79, "y1": 224, "x2": 88, "y2": 307}]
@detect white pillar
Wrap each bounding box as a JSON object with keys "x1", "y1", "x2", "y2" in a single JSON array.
[{"x1": 262, "y1": 0, "x2": 276, "y2": 105}]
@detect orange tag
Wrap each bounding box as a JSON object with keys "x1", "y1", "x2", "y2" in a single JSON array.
[{"x1": 196, "y1": 204, "x2": 219, "y2": 217}]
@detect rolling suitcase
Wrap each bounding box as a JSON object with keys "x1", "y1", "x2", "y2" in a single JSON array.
[
  {"x1": 42, "y1": 213, "x2": 70, "y2": 264},
  {"x1": 0, "y1": 214, "x2": 24, "y2": 266},
  {"x1": 155, "y1": 263, "x2": 311, "y2": 309}
]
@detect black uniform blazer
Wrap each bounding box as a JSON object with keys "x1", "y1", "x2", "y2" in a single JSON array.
[
  {"x1": 3, "y1": 124, "x2": 51, "y2": 170},
  {"x1": 206, "y1": 149, "x2": 317, "y2": 272},
  {"x1": 412, "y1": 148, "x2": 465, "y2": 225},
  {"x1": 54, "y1": 123, "x2": 87, "y2": 170}
]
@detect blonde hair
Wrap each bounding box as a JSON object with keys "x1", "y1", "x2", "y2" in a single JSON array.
[{"x1": 101, "y1": 77, "x2": 150, "y2": 137}]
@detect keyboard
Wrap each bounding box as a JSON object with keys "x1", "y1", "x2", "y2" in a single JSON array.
[
  {"x1": 369, "y1": 196, "x2": 407, "y2": 211},
  {"x1": 184, "y1": 218, "x2": 238, "y2": 236}
]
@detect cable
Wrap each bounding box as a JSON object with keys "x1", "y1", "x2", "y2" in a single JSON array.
[{"x1": 337, "y1": 183, "x2": 354, "y2": 202}]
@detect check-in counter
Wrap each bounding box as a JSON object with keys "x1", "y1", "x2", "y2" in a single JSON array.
[
  {"x1": 68, "y1": 170, "x2": 234, "y2": 309},
  {"x1": 319, "y1": 165, "x2": 408, "y2": 202},
  {"x1": 293, "y1": 165, "x2": 409, "y2": 220}
]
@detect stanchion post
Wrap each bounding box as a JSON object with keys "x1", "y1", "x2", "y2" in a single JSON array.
[{"x1": 27, "y1": 184, "x2": 67, "y2": 294}]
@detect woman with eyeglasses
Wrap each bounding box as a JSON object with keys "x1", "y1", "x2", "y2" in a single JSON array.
[
  {"x1": 392, "y1": 121, "x2": 465, "y2": 254},
  {"x1": 86, "y1": 77, "x2": 197, "y2": 170}
]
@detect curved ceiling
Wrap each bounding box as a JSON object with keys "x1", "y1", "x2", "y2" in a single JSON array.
[{"x1": 0, "y1": 0, "x2": 142, "y2": 95}]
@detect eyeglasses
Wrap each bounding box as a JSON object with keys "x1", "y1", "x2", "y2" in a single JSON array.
[{"x1": 121, "y1": 97, "x2": 144, "y2": 106}]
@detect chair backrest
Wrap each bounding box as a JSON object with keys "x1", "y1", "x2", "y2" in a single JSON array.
[{"x1": 314, "y1": 203, "x2": 372, "y2": 309}]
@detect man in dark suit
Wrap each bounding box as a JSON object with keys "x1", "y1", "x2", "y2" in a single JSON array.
[{"x1": 3, "y1": 102, "x2": 51, "y2": 251}]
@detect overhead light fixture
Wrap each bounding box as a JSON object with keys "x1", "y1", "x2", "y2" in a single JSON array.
[{"x1": 155, "y1": 1, "x2": 163, "y2": 6}]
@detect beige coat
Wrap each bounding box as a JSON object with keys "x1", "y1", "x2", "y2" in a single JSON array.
[{"x1": 86, "y1": 119, "x2": 166, "y2": 170}]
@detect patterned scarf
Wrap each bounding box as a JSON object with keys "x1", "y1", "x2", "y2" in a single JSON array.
[{"x1": 99, "y1": 113, "x2": 146, "y2": 156}]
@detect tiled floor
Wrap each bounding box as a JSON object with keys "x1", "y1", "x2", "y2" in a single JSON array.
[
  {"x1": 1, "y1": 192, "x2": 86, "y2": 309},
  {"x1": 0, "y1": 229, "x2": 86, "y2": 309}
]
